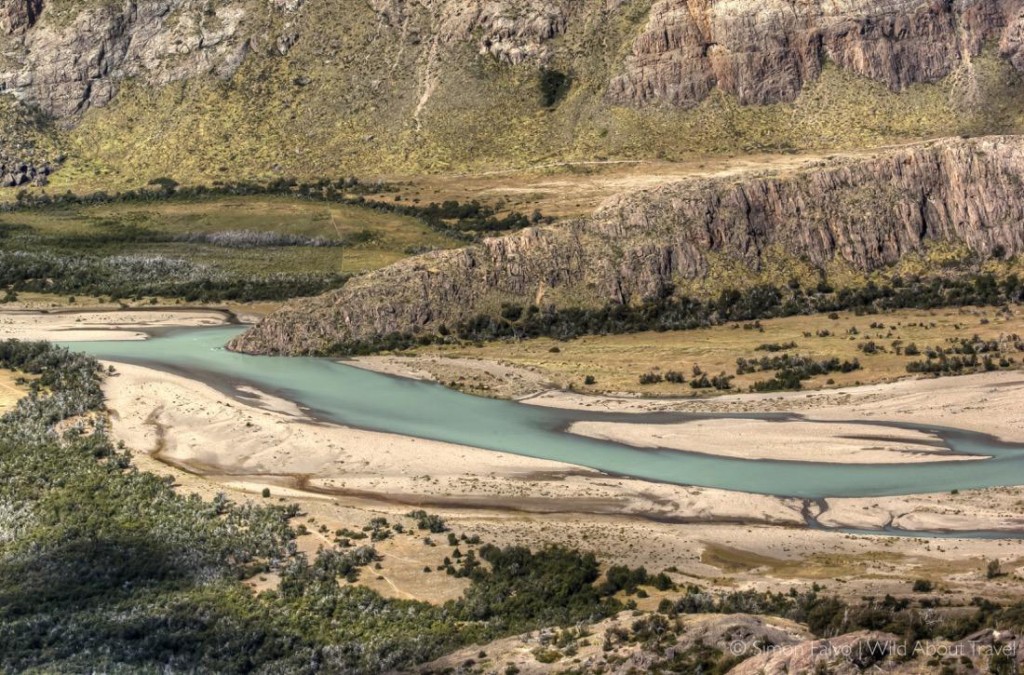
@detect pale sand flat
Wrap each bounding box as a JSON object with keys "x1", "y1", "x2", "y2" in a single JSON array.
[
  {"x1": 569, "y1": 418, "x2": 979, "y2": 464},
  {"x1": 0, "y1": 309, "x2": 231, "y2": 342}
]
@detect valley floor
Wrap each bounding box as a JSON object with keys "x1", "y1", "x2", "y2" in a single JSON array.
[
  {"x1": 357, "y1": 305, "x2": 1024, "y2": 398},
  {"x1": 5, "y1": 306, "x2": 1024, "y2": 610}
]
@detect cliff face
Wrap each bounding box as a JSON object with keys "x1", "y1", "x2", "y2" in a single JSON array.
[
  {"x1": 229, "y1": 136, "x2": 1024, "y2": 355},
  {"x1": 367, "y1": 0, "x2": 573, "y2": 65},
  {"x1": 0, "y1": 0, "x2": 41, "y2": 34},
  {"x1": 1005, "y1": 7, "x2": 1024, "y2": 69},
  {"x1": 606, "y1": 0, "x2": 1022, "y2": 107},
  {"x1": 0, "y1": 0, "x2": 580, "y2": 122},
  {"x1": 0, "y1": 0, "x2": 260, "y2": 120}
]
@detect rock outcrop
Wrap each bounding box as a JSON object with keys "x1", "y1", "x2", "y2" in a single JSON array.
[
  {"x1": 0, "y1": 0, "x2": 255, "y2": 119},
  {"x1": 230, "y1": 136, "x2": 1024, "y2": 355},
  {"x1": 0, "y1": 0, "x2": 41, "y2": 34},
  {"x1": 0, "y1": 150, "x2": 56, "y2": 186},
  {"x1": 607, "y1": 0, "x2": 1023, "y2": 107},
  {"x1": 0, "y1": 0, "x2": 1020, "y2": 182},
  {"x1": 1005, "y1": 6, "x2": 1024, "y2": 70},
  {"x1": 0, "y1": 0, "x2": 579, "y2": 121},
  {"x1": 0, "y1": 0, "x2": 324, "y2": 120},
  {"x1": 369, "y1": 0, "x2": 574, "y2": 65}
]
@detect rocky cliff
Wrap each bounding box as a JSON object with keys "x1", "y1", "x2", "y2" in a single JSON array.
[
  {"x1": 0, "y1": 0, "x2": 260, "y2": 120},
  {"x1": 0, "y1": 0, "x2": 1023, "y2": 179},
  {"x1": 229, "y1": 136, "x2": 1024, "y2": 354},
  {"x1": 607, "y1": 0, "x2": 1023, "y2": 107}
]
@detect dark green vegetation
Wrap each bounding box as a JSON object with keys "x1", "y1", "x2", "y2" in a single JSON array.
[
  {"x1": 0, "y1": 180, "x2": 546, "y2": 302},
  {"x1": 398, "y1": 199, "x2": 553, "y2": 239},
  {"x1": 660, "y1": 586, "x2": 1024, "y2": 651},
  {"x1": 738, "y1": 354, "x2": 862, "y2": 392},
  {"x1": 905, "y1": 335, "x2": 1024, "y2": 376},
  {"x1": 408, "y1": 509, "x2": 449, "y2": 533},
  {"x1": 640, "y1": 350, "x2": 860, "y2": 393},
  {"x1": 0, "y1": 341, "x2": 628, "y2": 672},
  {"x1": 319, "y1": 272, "x2": 1024, "y2": 356},
  {"x1": 640, "y1": 366, "x2": 734, "y2": 390},
  {"x1": 0, "y1": 249, "x2": 347, "y2": 303}
]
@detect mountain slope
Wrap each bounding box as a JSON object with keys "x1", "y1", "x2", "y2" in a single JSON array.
[
  {"x1": 0, "y1": 0, "x2": 1023, "y2": 182},
  {"x1": 229, "y1": 135, "x2": 1024, "y2": 354}
]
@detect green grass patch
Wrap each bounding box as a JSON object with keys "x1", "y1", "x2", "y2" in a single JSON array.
[{"x1": 0, "y1": 195, "x2": 459, "y2": 277}]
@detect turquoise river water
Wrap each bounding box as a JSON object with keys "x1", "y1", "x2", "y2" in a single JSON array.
[{"x1": 64, "y1": 326, "x2": 1024, "y2": 503}]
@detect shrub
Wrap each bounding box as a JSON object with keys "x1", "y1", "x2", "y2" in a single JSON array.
[
  {"x1": 756, "y1": 341, "x2": 798, "y2": 352},
  {"x1": 408, "y1": 510, "x2": 448, "y2": 533},
  {"x1": 639, "y1": 372, "x2": 664, "y2": 385}
]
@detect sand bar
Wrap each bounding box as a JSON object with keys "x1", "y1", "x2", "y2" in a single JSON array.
[
  {"x1": 570, "y1": 417, "x2": 980, "y2": 464},
  {"x1": 531, "y1": 370, "x2": 1024, "y2": 445}
]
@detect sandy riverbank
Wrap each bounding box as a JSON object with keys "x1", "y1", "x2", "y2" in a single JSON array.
[
  {"x1": 20, "y1": 307, "x2": 1022, "y2": 537},
  {"x1": 354, "y1": 352, "x2": 1024, "y2": 462},
  {"x1": 104, "y1": 361, "x2": 806, "y2": 526},
  {"x1": 533, "y1": 370, "x2": 1024, "y2": 443},
  {"x1": 103, "y1": 357, "x2": 1024, "y2": 537},
  {"x1": 0, "y1": 308, "x2": 232, "y2": 341},
  {"x1": 101, "y1": 357, "x2": 1024, "y2": 605}
]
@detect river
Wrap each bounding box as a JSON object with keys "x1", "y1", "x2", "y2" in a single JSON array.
[{"x1": 64, "y1": 325, "x2": 1024, "y2": 501}]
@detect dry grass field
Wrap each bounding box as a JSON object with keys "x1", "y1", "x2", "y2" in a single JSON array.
[
  {"x1": 0, "y1": 370, "x2": 27, "y2": 411},
  {"x1": 373, "y1": 151, "x2": 846, "y2": 221},
  {"x1": 418, "y1": 305, "x2": 1024, "y2": 396}
]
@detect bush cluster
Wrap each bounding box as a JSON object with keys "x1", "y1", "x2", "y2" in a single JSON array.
[
  {"x1": 744, "y1": 355, "x2": 861, "y2": 392},
  {"x1": 906, "y1": 334, "x2": 1022, "y2": 376},
  {"x1": 0, "y1": 250, "x2": 347, "y2": 302}
]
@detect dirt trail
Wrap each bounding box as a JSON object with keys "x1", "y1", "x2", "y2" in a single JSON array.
[{"x1": 389, "y1": 139, "x2": 944, "y2": 219}]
